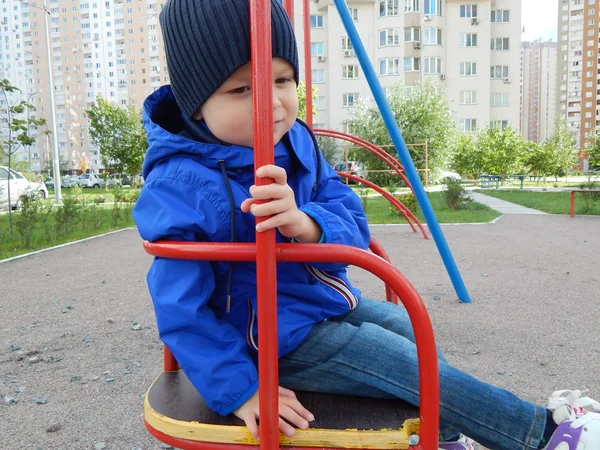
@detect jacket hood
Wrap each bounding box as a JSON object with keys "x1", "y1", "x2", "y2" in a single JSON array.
[{"x1": 141, "y1": 85, "x2": 309, "y2": 179}]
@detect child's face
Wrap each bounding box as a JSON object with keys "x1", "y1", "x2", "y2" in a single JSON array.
[{"x1": 194, "y1": 58, "x2": 299, "y2": 148}]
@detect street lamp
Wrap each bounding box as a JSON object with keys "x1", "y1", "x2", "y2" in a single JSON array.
[{"x1": 420, "y1": 15, "x2": 430, "y2": 87}]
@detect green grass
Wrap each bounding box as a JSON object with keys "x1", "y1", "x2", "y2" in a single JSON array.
[
  {"x1": 46, "y1": 187, "x2": 141, "y2": 203},
  {"x1": 361, "y1": 192, "x2": 501, "y2": 224},
  {"x1": 479, "y1": 189, "x2": 600, "y2": 215},
  {"x1": 0, "y1": 204, "x2": 135, "y2": 260}
]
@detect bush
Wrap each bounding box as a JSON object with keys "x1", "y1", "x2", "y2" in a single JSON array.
[{"x1": 444, "y1": 178, "x2": 469, "y2": 210}]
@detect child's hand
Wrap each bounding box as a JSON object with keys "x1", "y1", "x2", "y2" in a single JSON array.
[
  {"x1": 233, "y1": 386, "x2": 315, "y2": 440},
  {"x1": 241, "y1": 165, "x2": 322, "y2": 242}
]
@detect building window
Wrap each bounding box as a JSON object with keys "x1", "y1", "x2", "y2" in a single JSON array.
[
  {"x1": 403, "y1": 57, "x2": 420, "y2": 72},
  {"x1": 312, "y1": 69, "x2": 325, "y2": 83},
  {"x1": 343, "y1": 93, "x2": 359, "y2": 107},
  {"x1": 460, "y1": 5, "x2": 477, "y2": 18},
  {"x1": 423, "y1": 27, "x2": 442, "y2": 45},
  {"x1": 423, "y1": 57, "x2": 442, "y2": 74},
  {"x1": 311, "y1": 42, "x2": 325, "y2": 56},
  {"x1": 310, "y1": 15, "x2": 324, "y2": 28},
  {"x1": 404, "y1": 27, "x2": 420, "y2": 42},
  {"x1": 315, "y1": 96, "x2": 325, "y2": 111},
  {"x1": 405, "y1": 0, "x2": 419, "y2": 12},
  {"x1": 460, "y1": 33, "x2": 477, "y2": 47},
  {"x1": 460, "y1": 118, "x2": 477, "y2": 132},
  {"x1": 379, "y1": 0, "x2": 400, "y2": 17},
  {"x1": 490, "y1": 65, "x2": 509, "y2": 78},
  {"x1": 341, "y1": 36, "x2": 354, "y2": 50},
  {"x1": 489, "y1": 120, "x2": 508, "y2": 130},
  {"x1": 490, "y1": 37, "x2": 509, "y2": 51},
  {"x1": 379, "y1": 57, "x2": 402, "y2": 75},
  {"x1": 490, "y1": 92, "x2": 509, "y2": 107},
  {"x1": 491, "y1": 9, "x2": 510, "y2": 23},
  {"x1": 460, "y1": 90, "x2": 477, "y2": 104},
  {"x1": 350, "y1": 8, "x2": 359, "y2": 20},
  {"x1": 380, "y1": 28, "x2": 402, "y2": 46},
  {"x1": 424, "y1": 0, "x2": 442, "y2": 15},
  {"x1": 460, "y1": 62, "x2": 477, "y2": 76},
  {"x1": 342, "y1": 65, "x2": 360, "y2": 79}
]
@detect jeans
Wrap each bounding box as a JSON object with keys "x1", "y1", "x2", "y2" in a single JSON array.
[{"x1": 278, "y1": 299, "x2": 547, "y2": 450}]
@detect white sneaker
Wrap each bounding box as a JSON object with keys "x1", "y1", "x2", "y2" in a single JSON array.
[{"x1": 541, "y1": 390, "x2": 600, "y2": 450}]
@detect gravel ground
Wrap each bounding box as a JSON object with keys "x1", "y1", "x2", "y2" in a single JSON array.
[{"x1": 1, "y1": 214, "x2": 599, "y2": 450}]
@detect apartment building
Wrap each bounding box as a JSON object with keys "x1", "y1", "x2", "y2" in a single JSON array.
[
  {"x1": 557, "y1": 0, "x2": 600, "y2": 150},
  {"x1": 294, "y1": 0, "x2": 521, "y2": 134},
  {"x1": 521, "y1": 40, "x2": 558, "y2": 143},
  {"x1": 0, "y1": 0, "x2": 168, "y2": 173}
]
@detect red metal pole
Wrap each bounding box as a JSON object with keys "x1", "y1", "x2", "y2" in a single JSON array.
[
  {"x1": 163, "y1": 346, "x2": 179, "y2": 372},
  {"x1": 249, "y1": 1, "x2": 279, "y2": 449},
  {"x1": 570, "y1": 191, "x2": 575, "y2": 218},
  {"x1": 302, "y1": 0, "x2": 313, "y2": 127},
  {"x1": 282, "y1": 0, "x2": 294, "y2": 28},
  {"x1": 144, "y1": 240, "x2": 440, "y2": 448}
]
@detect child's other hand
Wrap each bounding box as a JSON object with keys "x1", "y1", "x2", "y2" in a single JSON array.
[
  {"x1": 233, "y1": 386, "x2": 315, "y2": 440},
  {"x1": 241, "y1": 165, "x2": 321, "y2": 242}
]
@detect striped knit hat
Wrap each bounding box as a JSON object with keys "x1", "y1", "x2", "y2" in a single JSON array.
[{"x1": 159, "y1": 0, "x2": 299, "y2": 119}]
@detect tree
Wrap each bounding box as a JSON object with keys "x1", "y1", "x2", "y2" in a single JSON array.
[
  {"x1": 449, "y1": 133, "x2": 482, "y2": 179},
  {"x1": 0, "y1": 79, "x2": 46, "y2": 233},
  {"x1": 475, "y1": 125, "x2": 527, "y2": 176},
  {"x1": 348, "y1": 80, "x2": 456, "y2": 187},
  {"x1": 42, "y1": 152, "x2": 68, "y2": 176},
  {"x1": 585, "y1": 130, "x2": 600, "y2": 172},
  {"x1": 297, "y1": 82, "x2": 318, "y2": 123},
  {"x1": 544, "y1": 120, "x2": 578, "y2": 180},
  {"x1": 316, "y1": 136, "x2": 338, "y2": 165},
  {"x1": 86, "y1": 97, "x2": 147, "y2": 177}
]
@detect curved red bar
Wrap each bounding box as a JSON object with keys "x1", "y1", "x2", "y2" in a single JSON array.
[{"x1": 144, "y1": 240, "x2": 440, "y2": 449}]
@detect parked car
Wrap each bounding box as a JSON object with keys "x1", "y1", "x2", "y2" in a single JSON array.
[
  {"x1": 109, "y1": 173, "x2": 132, "y2": 186},
  {"x1": 333, "y1": 161, "x2": 367, "y2": 183},
  {"x1": 61, "y1": 175, "x2": 79, "y2": 188},
  {"x1": 79, "y1": 172, "x2": 106, "y2": 188},
  {"x1": 0, "y1": 166, "x2": 47, "y2": 210},
  {"x1": 44, "y1": 177, "x2": 54, "y2": 189}
]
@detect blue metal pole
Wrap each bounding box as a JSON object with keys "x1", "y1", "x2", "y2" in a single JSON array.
[{"x1": 332, "y1": 0, "x2": 471, "y2": 303}]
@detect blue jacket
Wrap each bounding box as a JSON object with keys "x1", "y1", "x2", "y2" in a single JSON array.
[{"x1": 133, "y1": 86, "x2": 371, "y2": 416}]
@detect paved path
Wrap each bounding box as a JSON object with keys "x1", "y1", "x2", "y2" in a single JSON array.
[
  {"x1": 469, "y1": 191, "x2": 548, "y2": 215},
  {"x1": 2, "y1": 215, "x2": 600, "y2": 449}
]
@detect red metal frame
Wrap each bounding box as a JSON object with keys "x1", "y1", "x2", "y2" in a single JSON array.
[
  {"x1": 282, "y1": 0, "x2": 294, "y2": 27},
  {"x1": 144, "y1": 241, "x2": 440, "y2": 450},
  {"x1": 249, "y1": 1, "x2": 280, "y2": 447},
  {"x1": 302, "y1": 0, "x2": 313, "y2": 128},
  {"x1": 570, "y1": 189, "x2": 600, "y2": 217},
  {"x1": 338, "y1": 171, "x2": 428, "y2": 239}
]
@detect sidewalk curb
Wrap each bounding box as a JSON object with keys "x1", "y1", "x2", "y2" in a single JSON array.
[{"x1": 0, "y1": 227, "x2": 136, "y2": 265}]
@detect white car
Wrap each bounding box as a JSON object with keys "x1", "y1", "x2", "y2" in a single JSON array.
[{"x1": 0, "y1": 166, "x2": 48, "y2": 211}]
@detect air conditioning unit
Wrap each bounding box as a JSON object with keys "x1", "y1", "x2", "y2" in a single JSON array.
[
  {"x1": 413, "y1": 42, "x2": 421, "y2": 49},
  {"x1": 503, "y1": 77, "x2": 512, "y2": 84},
  {"x1": 439, "y1": 74, "x2": 446, "y2": 80},
  {"x1": 344, "y1": 50, "x2": 355, "y2": 57},
  {"x1": 317, "y1": 55, "x2": 326, "y2": 62},
  {"x1": 471, "y1": 18, "x2": 479, "y2": 25}
]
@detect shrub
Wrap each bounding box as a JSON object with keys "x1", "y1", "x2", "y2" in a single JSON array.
[{"x1": 444, "y1": 178, "x2": 469, "y2": 210}]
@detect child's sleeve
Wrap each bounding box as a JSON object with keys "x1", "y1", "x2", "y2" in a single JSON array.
[
  {"x1": 299, "y1": 150, "x2": 371, "y2": 272},
  {"x1": 133, "y1": 177, "x2": 258, "y2": 416}
]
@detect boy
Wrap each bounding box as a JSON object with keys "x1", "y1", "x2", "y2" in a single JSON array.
[{"x1": 132, "y1": 0, "x2": 600, "y2": 449}]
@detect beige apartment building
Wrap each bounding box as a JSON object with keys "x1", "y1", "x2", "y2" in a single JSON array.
[
  {"x1": 521, "y1": 40, "x2": 558, "y2": 143},
  {"x1": 294, "y1": 0, "x2": 521, "y2": 134},
  {"x1": 2, "y1": 0, "x2": 521, "y2": 173},
  {"x1": 0, "y1": 0, "x2": 168, "y2": 173},
  {"x1": 557, "y1": 0, "x2": 600, "y2": 150}
]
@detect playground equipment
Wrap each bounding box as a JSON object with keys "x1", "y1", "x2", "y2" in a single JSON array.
[{"x1": 138, "y1": 0, "x2": 485, "y2": 448}]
